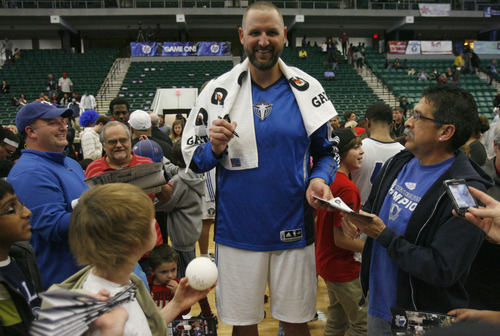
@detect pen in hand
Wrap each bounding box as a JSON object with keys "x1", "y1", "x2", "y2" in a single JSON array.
[{"x1": 218, "y1": 116, "x2": 240, "y2": 138}]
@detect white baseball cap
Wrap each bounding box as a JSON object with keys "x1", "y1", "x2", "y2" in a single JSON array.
[{"x1": 128, "y1": 110, "x2": 151, "y2": 130}]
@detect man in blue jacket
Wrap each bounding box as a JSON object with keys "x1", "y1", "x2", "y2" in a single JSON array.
[
  {"x1": 342, "y1": 85, "x2": 493, "y2": 336},
  {"x1": 7, "y1": 101, "x2": 88, "y2": 289}
]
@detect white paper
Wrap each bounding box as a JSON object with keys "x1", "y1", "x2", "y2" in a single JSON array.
[{"x1": 84, "y1": 162, "x2": 166, "y2": 192}]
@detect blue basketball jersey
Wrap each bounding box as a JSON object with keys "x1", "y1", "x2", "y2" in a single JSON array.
[{"x1": 214, "y1": 77, "x2": 329, "y2": 251}]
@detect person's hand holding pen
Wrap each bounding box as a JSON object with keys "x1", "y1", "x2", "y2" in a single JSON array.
[{"x1": 209, "y1": 118, "x2": 238, "y2": 156}]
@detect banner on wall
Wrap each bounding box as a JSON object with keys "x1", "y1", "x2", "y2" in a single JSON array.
[
  {"x1": 161, "y1": 42, "x2": 198, "y2": 56},
  {"x1": 198, "y1": 42, "x2": 232, "y2": 56},
  {"x1": 484, "y1": 6, "x2": 500, "y2": 17},
  {"x1": 405, "y1": 41, "x2": 421, "y2": 54},
  {"x1": 418, "y1": 3, "x2": 450, "y2": 16},
  {"x1": 389, "y1": 41, "x2": 407, "y2": 54},
  {"x1": 131, "y1": 42, "x2": 232, "y2": 57},
  {"x1": 420, "y1": 41, "x2": 452, "y2": 54},
  {"x1": 161, "y1": 42, "x2": 232, "y2": 56},
  {"x1": 130, "y1": 42, "x2": 158, "y2": 57},
  {"x1": 474, "y1": 41, "x2": 500, "y2": 55}
]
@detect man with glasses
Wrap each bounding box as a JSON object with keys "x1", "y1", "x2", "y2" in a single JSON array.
[
  {"x1": 84, "y1": 121, "x2": 170, "y2": 263},
  {"x1": 85, "y1": 120, "x2": 171, "y2": 201},
  {"x1": 7, "y1": 101, "x2": 89, "y2": 288},
  {"x1": 342, "y1": 85, "x2": 493, "y2": 335}
]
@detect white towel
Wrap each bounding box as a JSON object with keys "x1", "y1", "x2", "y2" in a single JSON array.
[{"x1": 182, "y1": 58, "x2": 338, "y2": 171}]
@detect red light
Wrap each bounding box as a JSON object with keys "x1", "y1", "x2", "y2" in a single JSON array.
[
  {"x1": 373, "y1": 34, "x2": 379, "y2": 39},
  {"x1": 175, "y1": 90, "x2": 181, "y2": 95}
]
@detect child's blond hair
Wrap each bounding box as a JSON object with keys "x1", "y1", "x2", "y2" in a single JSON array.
[{"x1": 70, "y1": 183, "x2": 154, "y2": 272}]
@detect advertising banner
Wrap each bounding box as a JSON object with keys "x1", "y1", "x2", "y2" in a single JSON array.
[
  {"x1": 161, "y1": 42, "x2": 199, "y2": 56},
  {"x1": 406, "y1": 41, "x2": 421, "y2": 54},
  {"x1": 419, "y1": 3, "x2": 451, "y2": 16},
  {"x1": 130, "y1": 42, "x2": 158, "y2": 57},
  {"x1": 421, "y1": 41, "x2": 452, "y2": 54},
  {"x1": 389, "y1": 41, "x2": 407, "y2": 54},
  {"x1": 484, "y1": 6, "x2": 500, "y2": 17},
  {"x1": 198, "y1": 42, "x2": 232, "y2": 56},
  {"x1": 132, "y1": 41, "x2": 232, "y2": 57},
  {"x1": 474, "y1": 41, "x2": 500, "y2": 54}
]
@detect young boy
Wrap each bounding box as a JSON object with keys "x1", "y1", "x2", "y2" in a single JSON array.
[
  {"x1": 48, "y1": 183, "x2": 211, "y2": 336},
  {"x1": 315, "y1": 128, "x2": 368, "y2": 336},
  {"x1": 0, "y1": 180, "x2": 42, "y2": 335},
  {"x1": 148, "y1": 244, "x2": 190, "y2": 317}
]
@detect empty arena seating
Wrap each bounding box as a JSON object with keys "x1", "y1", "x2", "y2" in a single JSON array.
[
  {"x1": 119, "y1": 60, "x2": 233, "y2": 111},
  {"x1": 281, "y1": 45, "x2": 384, "y2": 119},
  {"x1": 0, "y1": 48, "x2": 117, "y2": 124},
  {"x1": 364, "y1": 48, "x2": 497, "y2": 120}
]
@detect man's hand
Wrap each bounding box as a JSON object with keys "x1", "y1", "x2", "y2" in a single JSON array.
[
  {"x1": 455, "y1": 186, "x2": 500, "y2": 243},
  {"x1": 341, "y1": 216, "x2": 360, "y2": 240},
  {"x1": 306, "y1": 178, "x2": 333, "y2": 209},
  {"x1": 341, "y1": 210, "x2": 385, "y2": 239},
  {"x1": 156, "y1": 183, "x2": 173, "y2": 202},
  {"x1": 448, "y1": 308, "x2": 500, "y2": 324},
  {"x1": 209, "y1": 119, "x2": 237, "y2": 156}
]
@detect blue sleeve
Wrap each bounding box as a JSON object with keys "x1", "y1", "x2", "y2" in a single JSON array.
[
  {"x1": 190, "y1": 142, "x2": 223, "y2": 173},
  {"x1": 309, "y1": 123, "x2": 339, "y2": 186},
  {"x1": 10, "y1": 171, "x2": 73, "y2": 244},
  {"x1": 133, "y1": 263, "x2": 150, "y2": 291}
]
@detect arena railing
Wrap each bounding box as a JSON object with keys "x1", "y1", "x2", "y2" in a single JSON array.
[{"x1": 1, "y1": 0, "x2": 493, "y2": 10}]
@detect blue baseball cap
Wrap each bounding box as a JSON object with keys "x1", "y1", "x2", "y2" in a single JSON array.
[{"x1": 16, "y1": 101, "x2": 73, "y2": 133}]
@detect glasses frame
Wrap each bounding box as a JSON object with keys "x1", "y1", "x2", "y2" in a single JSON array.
[
  {"x1": 106, "y1": 137, "x2": 130, "y2": 146},
  {"x1": 411, "y1": 111, "x2": 451, "y2": 125},
  {"x1": 0, "y1": 202, "x2": 25, "y2": 216},
  {"x1": 1, "y1": 144, "x2": 14, "y2": 156}
]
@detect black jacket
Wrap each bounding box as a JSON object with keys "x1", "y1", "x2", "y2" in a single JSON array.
[
  {"x1": 361, "y1": 149, "x2": 492, "y2": 313},
  {"x1": 0, "y1": 242, "x2": 43, "y2": 336}
]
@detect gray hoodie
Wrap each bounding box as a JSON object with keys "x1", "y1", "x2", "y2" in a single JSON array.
[{"x1": 157, "y1": 161, "x2": 205, "y2": 251}]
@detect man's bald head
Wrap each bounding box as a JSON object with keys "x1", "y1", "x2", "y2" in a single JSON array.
[
  {"x1": 149, "y1": 112, "x2": 160, "y2": 127},
  {"x1": 241, "y1": 1, "x2": 284, "y2": 30}
]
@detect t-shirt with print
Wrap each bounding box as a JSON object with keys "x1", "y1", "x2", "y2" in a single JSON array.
[{"x1": 368, "y1": 156, "x2": 455, "y2": 322}]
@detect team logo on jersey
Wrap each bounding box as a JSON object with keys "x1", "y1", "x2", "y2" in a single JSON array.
[
  {"x1": 288, "y1": 77, "x2": 309, "y2": 91},
  {"x1": 238, "y1": 71, "x2": 247, "y2": 86},
  {"x1": 405, "y1": 182, "x2": 416, "y2": 190},
  {"x1": 211, "y1": 88, "x2": 227, "y2": 106},
  {"x1": 195, "y1": 108, "x2": 208, "y2": 127},
  {"x1": 253, "y1": 101, "x2": 272, "y2": 121},
  {"x1": 389, "y1": 203, "x2": 402, "y2": 221}
]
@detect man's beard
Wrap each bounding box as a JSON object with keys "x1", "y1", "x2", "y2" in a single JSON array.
[{"x1": 245, "y1": 44, "x2": 283, "y2": 71}]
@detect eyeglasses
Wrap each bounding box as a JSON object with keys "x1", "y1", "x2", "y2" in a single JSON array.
[
  {"x1": 0, "y1": 202, "x2": 25, "y2": 216},
  {"x1": 2, "y1": 145, "x2": 14, "y2": 156},
  {"x1": 411, "y1": 112, "x2": 451, "y2": 125},
  {"x1": 106, "y1": 137, "x2": 129, "y2": 146}
]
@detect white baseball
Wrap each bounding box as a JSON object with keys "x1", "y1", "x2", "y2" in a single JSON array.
[{"x1": 185, "y1": 257, "x2": 218, "y2": 291}]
